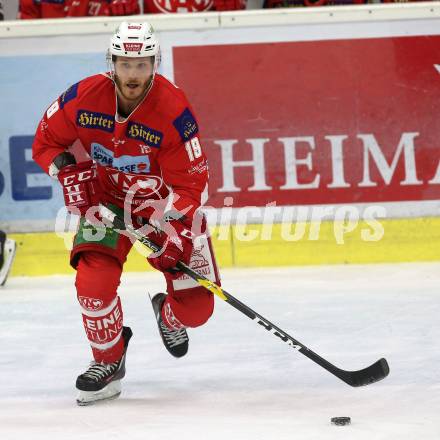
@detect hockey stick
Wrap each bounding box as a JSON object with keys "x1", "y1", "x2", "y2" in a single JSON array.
[{"x1": 99, "y1": 205, "x2": 390, "y2": 387}]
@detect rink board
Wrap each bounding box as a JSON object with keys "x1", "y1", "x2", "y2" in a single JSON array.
[
  {"x1": 9, "y1": 216, "x2": 440, "y2": 276},
  {"x1": 1, "y1": 5, "x2": 440, "y2": 233}
]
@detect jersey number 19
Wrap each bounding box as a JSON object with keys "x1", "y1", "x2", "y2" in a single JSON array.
[{"x1": 185, "y1": 137, "x2": 202, "y2": 162}]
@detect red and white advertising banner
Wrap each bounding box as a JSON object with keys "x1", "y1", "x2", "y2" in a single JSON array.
[
  {"x1": 173, "y1": 36, "x2": 440, "y2": 209},
  {"x1": 3, "y1": 9, "x2": 440, "y2": 231}
]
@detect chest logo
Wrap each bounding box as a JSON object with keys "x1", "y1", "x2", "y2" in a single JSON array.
[
  {"x1": 109, "y1": 172, "x2": 163, "y2": 198},
  {"x1": 77, "y1": 110, "x2": 115, "y2": 133},
  {"x1": 91, "y1": 143, "x2": 150, "y2": 174},
  {"x1": 127, "y1": 122, "x2": 163, "y2": 148}
]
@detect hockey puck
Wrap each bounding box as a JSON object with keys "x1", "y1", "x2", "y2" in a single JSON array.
[{"x1": 331, "y1": 417, "x2": 351, "y2": 426}]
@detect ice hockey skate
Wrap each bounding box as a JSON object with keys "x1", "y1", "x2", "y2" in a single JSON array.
[
  {"x1": 0, "y1": 231, "x2": 17, "y2": 287},
  {"x1": 150, "y1": 293, "x2": 189, "y2": 358},
  {"x1": 76, "y1": 326, "x2": 133, "y2": 406}
]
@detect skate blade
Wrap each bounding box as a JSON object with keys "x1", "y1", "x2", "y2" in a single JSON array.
[
  {"x1": 0, "y1": 239, "x2": 17, "y2": 287},
  {"x1": 76, "y1": 380, "x2": 121, "y2": 406}
]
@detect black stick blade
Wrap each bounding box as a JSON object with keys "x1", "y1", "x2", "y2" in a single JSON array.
[{"x1": 340, "y1": 358, "x2": 390, "y2": 387}]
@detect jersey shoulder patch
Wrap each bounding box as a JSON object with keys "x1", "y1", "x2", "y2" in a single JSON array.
[
  {"x1": 173, "y1": 108, "x2": 199, "y2": 142},
  {"x1": 59, "y1": 82, "x2": 79, "y2": 109}
]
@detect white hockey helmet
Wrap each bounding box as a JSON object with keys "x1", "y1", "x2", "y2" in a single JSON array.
[{"x1": 109, "y1": 21, "x2": 159, "y2": 58}]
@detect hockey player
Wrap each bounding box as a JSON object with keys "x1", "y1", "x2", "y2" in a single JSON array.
[
  {"x1": 32, "y1": 21, "x2": 220, "y2": 405},
  {"x1": 66, "y1": 0, "x2": 140, "y2": 16},
  {"x1": 0, "y1": 230, "x2": 17, "y2": 287},
  {"x1": 18, "y1": 0, "x2": 66, "y2": 18},
  {"x1": 143, "y1": 0, "x2": 245, "y2": 13},
  {"x1": 18, "y1": 0, "x2": 140, "y2": 19},
  {"x1": 264, "y1": 0, "x2": 366, "y2": 7}
]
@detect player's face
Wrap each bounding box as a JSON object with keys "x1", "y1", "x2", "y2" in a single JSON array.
[{"x1": 114, "y1": 56, "x2": 154, "y2": 102}]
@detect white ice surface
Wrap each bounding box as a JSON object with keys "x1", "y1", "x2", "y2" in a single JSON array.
[{"x1": 1, "y1": 263, "x2": 439, "y2": 440}]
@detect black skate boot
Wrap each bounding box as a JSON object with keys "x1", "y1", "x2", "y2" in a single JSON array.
[
  {"x1": 76, "y1": 326, "x2": 133, "y2": 406},
  {"x1": 150, "y1": 293, "x2": 189, "y2": 358}
]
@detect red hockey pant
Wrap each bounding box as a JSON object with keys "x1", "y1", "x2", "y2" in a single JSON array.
[{"x1": 75, "y1": 248, "x2": 217, "y2": 363}]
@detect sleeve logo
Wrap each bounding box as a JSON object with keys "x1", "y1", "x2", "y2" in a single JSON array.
[
  {"x1": 59, "y1": 82, "x2": 79, "y2": 109},
  {"x1": 173, "y1": 108, "x2": 199, "y2": 142}
]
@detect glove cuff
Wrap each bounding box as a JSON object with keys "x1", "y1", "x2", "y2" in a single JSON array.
[{"x1": 49, "y1": 152, "x2": 76, "y2": 178}]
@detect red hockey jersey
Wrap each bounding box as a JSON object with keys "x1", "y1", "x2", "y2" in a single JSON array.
[
  {"x1": 32, "y1": 74, "x2": 209, "y2": 220},
  {"x1": 18, "y1": 0, "x2": 66, "y2": 19},
  {"x1": 143, "y1": 0, "x2": 245, "y2": 13},
  {"x1": 143, "y1": 0, "x2": 214, "y2": 13},
  {"x1": 18, "y1": 0, "x2": 139, "y2": 19}
]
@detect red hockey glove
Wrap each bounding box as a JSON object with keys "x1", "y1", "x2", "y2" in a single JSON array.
[
  {"x1": 109, "y1": 0, "x2": 140, "y2": 16},
  {"x1": 57, "y1": 160, "x2": 102, "y2": 216},
  {"x1": 147, "y1": 219, "x2": 193, "y2": 279}
]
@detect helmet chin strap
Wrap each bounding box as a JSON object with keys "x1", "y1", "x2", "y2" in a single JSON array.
[{"x1": 106, "y1": 50, "x2": 115, "y2": 80}]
